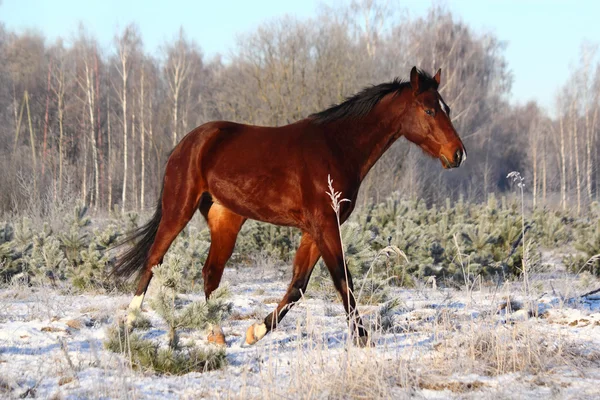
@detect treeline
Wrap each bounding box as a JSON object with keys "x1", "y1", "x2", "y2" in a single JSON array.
[{"x1": 0, "y1": 2, "x2": 598, "y2": 216}]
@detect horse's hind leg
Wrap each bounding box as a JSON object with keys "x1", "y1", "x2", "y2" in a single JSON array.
[
  {"x1": 245, "y1": 232, "x2": 320, "y2": 345},
  {"x1": 126, "y1": 181, "x2": 203, "y2": 326},
  {"x1": 200, "y1": 201, "x2": 246, "y2": 345}
]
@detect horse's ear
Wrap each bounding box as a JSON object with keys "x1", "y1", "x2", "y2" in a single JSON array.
[
  {"x1": 410, "y1": 66, "x2": 420, "y2": 93},
  {"x1": 434, "y1": 68, "x2": 441, "y2": 86}
]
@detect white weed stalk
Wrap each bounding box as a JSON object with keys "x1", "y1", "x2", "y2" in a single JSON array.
[
  {"x1": 507, "y1": 171, "x2": 529, "y2": 296},
  {"x1": 325, "y1": 174, "x2": 356, "y2": 338}
]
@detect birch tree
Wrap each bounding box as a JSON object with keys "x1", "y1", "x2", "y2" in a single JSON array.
[
  {"x1": 114, "y1": 24, "x2": 141, "y2": 213},
  {"x1": 164, "y1": 28, "x2": 192, "y2": 147}
]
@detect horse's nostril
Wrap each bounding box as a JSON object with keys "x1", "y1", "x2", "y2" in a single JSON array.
[{"x1": 454, "y1": 148, "x2": 463, "y2": 167}]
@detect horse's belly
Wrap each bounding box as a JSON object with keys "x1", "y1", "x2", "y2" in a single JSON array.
[{"x1": 208, "y1": 177, "x2": 304, "y2": 227}]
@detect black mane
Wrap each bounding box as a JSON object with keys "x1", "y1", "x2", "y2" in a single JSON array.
[{"x1": 309, "y1": 69, "x2": 437, "y2": 125}]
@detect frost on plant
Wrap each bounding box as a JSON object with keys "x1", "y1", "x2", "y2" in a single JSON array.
[
  {"x1": 105, "y1": 258, "x2": 232, "y2": 374},
  {"x1": 0, "y1": 189, "x2": 596, "y2": 290}
]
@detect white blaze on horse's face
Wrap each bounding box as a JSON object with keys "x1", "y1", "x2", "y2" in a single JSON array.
[
  {"x1": 437, "y1": 96, "x2": 466, "y2": 163},
  {"x1": 439, "y1": 98, "x2": 449, "y2": 116}
]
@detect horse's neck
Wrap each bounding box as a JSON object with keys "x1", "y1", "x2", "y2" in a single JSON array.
[{"x1": 330, "y1": 109, "x2": 405, "y2": 182}]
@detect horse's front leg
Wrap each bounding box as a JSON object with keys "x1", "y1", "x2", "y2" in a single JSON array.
[
  {"x1": 244, "y1": 232, "x2": 320, "y2": 345},
  {"x1": 312, "y1": 218, "x2": 369, "y2": 346}
]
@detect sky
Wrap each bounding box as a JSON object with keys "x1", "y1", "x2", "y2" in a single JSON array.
[{"x1": 1, "y1": 0, "x2": 599, "y2": 112}]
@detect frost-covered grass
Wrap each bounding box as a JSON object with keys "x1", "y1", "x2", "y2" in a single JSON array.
[{"x1": 1, "y1": 260, "x2": 600, "y2": 399}]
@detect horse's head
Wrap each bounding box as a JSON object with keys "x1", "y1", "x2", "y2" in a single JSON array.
[{"x1": 402, "y1": 67, "x2": 466, "y2": 169}]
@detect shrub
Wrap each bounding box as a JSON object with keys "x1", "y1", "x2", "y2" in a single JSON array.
[
  {"x1": 104, "y1": 259, "x2": 232, "y2": 375},
  {"x1": 104, "y1": 324, "x2": 227, "y2": 375},
  {"x1": 0, "y1": 194, "x2": 594, "y2": 290}
]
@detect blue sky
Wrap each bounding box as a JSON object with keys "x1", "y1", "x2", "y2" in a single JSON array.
[{"x1": 1, "y1": 0, "x2": 599, "y2": 112}]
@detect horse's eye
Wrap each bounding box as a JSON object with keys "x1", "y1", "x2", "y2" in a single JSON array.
[{"x1": 425, "y1": 109, "x2": 435, "y2": 116}]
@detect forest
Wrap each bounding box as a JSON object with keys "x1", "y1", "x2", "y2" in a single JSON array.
[{"x1": 0, "y1": 2, "x2": 598, "y2": 218}]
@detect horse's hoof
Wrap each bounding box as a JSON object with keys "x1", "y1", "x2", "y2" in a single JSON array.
[
  {"x1": 244, "y1": 322, "x2": 268, "y2": 346},
  {"x1": 125, "y1": 312, "x2": 136, "y2": 331},
  {"x1": 125, "y1": 294, "x2": 145, "y2": 330},
  {"x1": 207, "y1": 326, "x2": 227, "y2": 346}
]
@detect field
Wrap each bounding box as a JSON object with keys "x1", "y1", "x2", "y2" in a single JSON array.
[
  {"x1": 1, "y1": 197, "x2": 600, "y2": 399},
  {"x1": 2, "y1": 0, "x2": 600, "y2": 397}
]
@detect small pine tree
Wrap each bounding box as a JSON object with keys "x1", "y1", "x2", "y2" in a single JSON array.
[
  {"x1": 165, "y1": 226, "x2": 211, "y2": 291},
  {"x1": 0, "y1": 221, "x2": 23, "y2": 282},
  {"x1": 566, "y1": 219, "x2": 600, "y2": 276},
  {"x1": 341, "y1": 221, "x2": 376, "y2": 276},
  {"x1": 151, "y1": 260, "x2": 232, "y2": 349},
  {"x1": 26, "y1": 235, "x2": 67, "y2": 286},
  {"x1": 59, "y1": 225, "x2": 87, "y2": 265},
  {"x1": 105, "y1": 257, "x2": 231, "y2": 374},
  {"x1": 13, "y1": 217, "x2": 34, "y2": 248}
]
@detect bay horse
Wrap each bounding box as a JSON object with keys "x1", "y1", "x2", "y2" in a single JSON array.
[{"x1": 114, "y1": 67, "x2": 466, "y2": 346}]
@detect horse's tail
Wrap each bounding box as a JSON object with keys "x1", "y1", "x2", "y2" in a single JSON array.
[{"x1": 111, "y1": 192, "x2": 163, "y2": 280}]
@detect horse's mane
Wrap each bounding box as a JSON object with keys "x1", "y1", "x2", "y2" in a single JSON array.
[{"x1": 309, "y1": 69, "x2": 437, "y2": 125}]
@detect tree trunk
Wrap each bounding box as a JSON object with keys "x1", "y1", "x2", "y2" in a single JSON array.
[
  {"x1": 140, "y1": 67, "x2": 146, "y2": 209},
  {"x1": 559, "y1": 114, "x2": 567, "y2": 211},
  {"x1": 13, "y1": 94, "x2": 25, "y2": 154},
  {"x1": 532, "y1": 126, "x2": 538, "y2": 209},
  {"x1": 57, "y1": 77, "x2": 65, "y2": 198},
  {"x1": 132, "y1": 107, "x2": 138, "y2": 210},
  {"x1": 85, "y1": 61, "x2": 100, "y2": 212},
  {"x1": 172, "y1": 86, "x2": 179, "y2": 147},
  {"x1": 42, "y1": 60, "x2": 52, "y2": 175},
  {"x1": 148, "y1": 94, "x2": 158, "y2": 200},
  {"x1": 82, "y1": 100, "x2": 88, "y2": 205},
  {"x1": 107, "y1": 95, "x2": 113, "y2": 213},
  {"x1": 25, "y1": 91, "x2": 37, "y2": 194},
  {"x1": 12, "y1": 84, "x2": 22, "y2": 155},
  {"x1": 590, "y1": 103, "x2": 599, "y2": 201},
  {"x1": 51, "y1": 57, "x2": 67, "y2": 199},
  {"x1": 182, "y1": 73, "x2": 194, "y2": 133},
  {"x1": 571, "y1": 99, "x2": 581, "y2": 215},
  {"x1": 542, "y1": 129, "x2": 547, "y2": 206},
  {"x1": 95, "y1": 52, "x2": 104, "y2": 210},
  {"x1": 121, "y1": 60, "x2": 128, "y2": 214}
]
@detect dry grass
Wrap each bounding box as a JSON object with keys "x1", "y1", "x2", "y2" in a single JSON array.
[{"x1": 221, "y1": 271, "x2": 600, "y2": 400}]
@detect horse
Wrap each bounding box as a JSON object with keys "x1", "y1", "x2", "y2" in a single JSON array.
[{"x1": 113, "y1": 67, "x2": 466, "y2": 346}]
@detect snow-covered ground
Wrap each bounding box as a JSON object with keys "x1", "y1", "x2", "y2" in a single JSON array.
[{"x1": 1, "y1": 263, "x2": 600, "y2": 399}]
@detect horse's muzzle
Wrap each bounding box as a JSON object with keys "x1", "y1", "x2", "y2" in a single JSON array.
[
  {"x1": 441, "y1": 147, "x2": 466, "y2": 169},
  {"x1": 453, "y1": 148, "x2": 465, "y2": 168}
]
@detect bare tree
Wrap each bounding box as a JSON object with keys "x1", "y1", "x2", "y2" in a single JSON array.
[
  {"x1": 73, "y1": 29, "x2": 101, "y2": 211},
  {"x1": 50, "y1": 42, "x2": 67, "y2": 198},
  {"x1": 114, "y1": 24, "x2": 141, "y2": 213},
  {"x1": 557, "y1": 99, "x2": 567, "y2": 211},
  {"x1": 107, "y1": 93, "x2": 113, "y2": 212},
  {"x1": 579, "y1": 44, "x2": 599, "y2": 202},
  {"x1": 570, "y1": 94, "x2": 581, "y2": 214},
  {"x1": 41, "y1": 58, "x2": 51, "y2": 175},
  {"x1": 139, "y1": 62, "x2": 146, "y2": 209},
  {"x1": 164, "y1": 28, "x2": 192, "y2": 147}
]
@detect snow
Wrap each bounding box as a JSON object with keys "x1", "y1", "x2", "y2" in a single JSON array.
[{"x1": 1, "y1": 265, "x2": 600, "y2": 399}]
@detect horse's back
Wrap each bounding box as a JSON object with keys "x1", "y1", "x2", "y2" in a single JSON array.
[{"x1": 182, "y1": 120, "x2": 317, "y2": 226}]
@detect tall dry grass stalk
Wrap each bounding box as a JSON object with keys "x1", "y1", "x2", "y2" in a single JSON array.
[
  {"x1": 507, "y1": 171, "x2": 530, "y2": 296},
  {"x1": 453, "y1": 233, "x2": 479, "y2": 307},
  {"x1": 325, "y1": 174, "x2": 355, "y2": 338}
]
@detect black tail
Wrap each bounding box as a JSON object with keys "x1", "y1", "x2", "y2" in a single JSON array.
[{"x1": 111, "y1": 196, "x2": 162, "y2": 280}]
